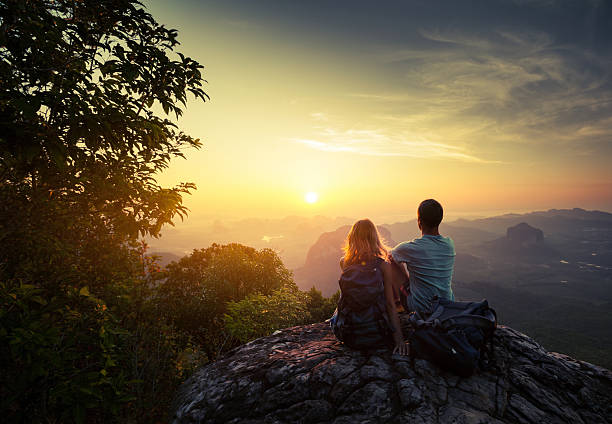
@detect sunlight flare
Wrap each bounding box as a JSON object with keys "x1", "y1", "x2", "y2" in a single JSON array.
[{"x1": 305, "y1": 191, "x2": 319, "y2": 204}]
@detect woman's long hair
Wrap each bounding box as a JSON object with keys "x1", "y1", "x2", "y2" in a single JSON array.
[{"x1": 342, "y1": 219, "x2": 389, "y2": 267}]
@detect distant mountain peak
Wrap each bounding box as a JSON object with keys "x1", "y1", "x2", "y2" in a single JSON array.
[{"x1": 506, "y1": 222, "x2": 544, "y2": 244}]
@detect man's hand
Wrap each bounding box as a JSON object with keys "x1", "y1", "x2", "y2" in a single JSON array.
[{"x1": 393, "y1": 342, "x2": 410, "y2": 356}]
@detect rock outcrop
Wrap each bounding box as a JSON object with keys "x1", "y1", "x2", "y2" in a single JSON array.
[{"x1": 172, "y1": 322, "x2": 612, "y2": 423}]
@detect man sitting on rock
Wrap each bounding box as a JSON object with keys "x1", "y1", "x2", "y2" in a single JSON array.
[{"x1": 389, "y1": 199, "x2": 456, "y2": 314}]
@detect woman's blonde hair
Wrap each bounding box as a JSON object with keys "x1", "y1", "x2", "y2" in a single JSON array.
[{"x1": 342, "y1": 219, "x2": 389, "y2": 267}]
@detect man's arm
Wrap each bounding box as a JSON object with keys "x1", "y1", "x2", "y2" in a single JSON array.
[{"x1": 390, "y1": 241, "x2": 413, "y2": 268}]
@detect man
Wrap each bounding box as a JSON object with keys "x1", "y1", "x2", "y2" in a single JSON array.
[{"x1": 390, "y1": 199, "x2": 455, "y2": 314}]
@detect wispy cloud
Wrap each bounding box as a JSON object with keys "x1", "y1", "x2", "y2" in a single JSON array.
[
  {"x1": 290, "y1": 128, "x2": 495, "y2": 163},
  {"x1": 309, "y1": 112, "x2": 329, "y2": 121},
  {"x1": 347, "y1": 93, "x2": 413, "y2": 103},
  {"x1": 351, "y1": 26, "x2": 612, "y2": 157}
]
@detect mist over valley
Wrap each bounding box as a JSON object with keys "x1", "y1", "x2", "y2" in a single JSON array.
[{"x1": 149, "y1": 208, "x2": 612, "y2": 368}]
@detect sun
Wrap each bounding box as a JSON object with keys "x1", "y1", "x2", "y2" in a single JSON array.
[{"x1": 304, "y1": 191, "x2": 319, "y2": 204}]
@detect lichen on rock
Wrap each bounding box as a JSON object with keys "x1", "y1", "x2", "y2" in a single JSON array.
[{"x1": 172, "y1": 323, "x2": 612, "y2": 423}]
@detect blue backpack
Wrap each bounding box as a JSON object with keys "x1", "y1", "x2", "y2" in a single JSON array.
[{"x1": 330, "y1": 257, "x2": 392, "y2": 350}]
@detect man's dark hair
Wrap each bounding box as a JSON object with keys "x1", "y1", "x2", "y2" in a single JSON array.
[{"x1": 418, "y1": 199, "x2": 443, "y2": 228}]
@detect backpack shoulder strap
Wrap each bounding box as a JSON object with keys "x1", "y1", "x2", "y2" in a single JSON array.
[
  {"x1": 441, "y1": 313, "x2": 496, "y2": 331},
  {"x1": 428, "y1": 303, "x2": 445, "y2": 321}
]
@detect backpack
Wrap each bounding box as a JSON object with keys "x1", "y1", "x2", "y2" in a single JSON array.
[
  {"x1": 330, "y1": 257, "x2": 392, "y2": 350},
  {"x1": 405, "y1": 297, "x2": 497, "y2": 377}
]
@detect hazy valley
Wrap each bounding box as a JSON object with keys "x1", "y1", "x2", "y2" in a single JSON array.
[{"x1": 151, "y1": 208, "x2": 612, "y2": 368}]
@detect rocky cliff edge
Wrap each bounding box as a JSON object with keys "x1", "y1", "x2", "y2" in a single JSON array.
[{"x1": 172, "y1": 322, "x2": 612, "y2": 423}]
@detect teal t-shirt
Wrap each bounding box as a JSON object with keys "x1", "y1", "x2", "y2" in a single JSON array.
[{"x1": 391, "y1": 235, "x2": 456, "y2": 313}]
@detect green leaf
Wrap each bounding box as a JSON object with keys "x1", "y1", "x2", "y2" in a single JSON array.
[{"x1": 31, "y1": 296, "x2": 47, "y2": 306}]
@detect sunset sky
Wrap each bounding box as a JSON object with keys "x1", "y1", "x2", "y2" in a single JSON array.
[{"x1": 146, "y1": 0, "x2": 612, "y2": 223}]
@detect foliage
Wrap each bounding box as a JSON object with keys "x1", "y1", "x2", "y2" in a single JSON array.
[
  {"x1": 0, "y1": 0, "x2": 208, "y2": 289},
  {"x1": 163, "y1": 243, "x2": 293, "y2": 301},
  {"x1": 0, "y1": 0, "x2": 207, "y2": 240},
  {"x1": 112, "y1": 259, "x2": 206, "y2": 423},
  {"x1": 224, "y1": 284, "x2": 310, "y2": 343},
  {"x1": 0, "y1": 280, "x2": 128, "y2": 423},
  {"x1": 0, "y1": 0, "x2": 208, "y2": 422},
  {"x1": 305, "y1": 286, "x2": 339, "y2": 323},
  {"x1": 157, "y1": 243, "x2": 294, "y2": 360},
  {"x1": 224, "y1": 285, "x2": 340, "y2": 345},
  {"x1": 0, "y1": 244, "x2": 193, "y2": 423},
  {"x1": 0, "y1": 238, "x2": 339, "y2": 423}
]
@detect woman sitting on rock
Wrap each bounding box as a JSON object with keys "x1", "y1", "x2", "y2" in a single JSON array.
[{"x1": 331, "y1": 219, "x2": 409, "y2": 355}]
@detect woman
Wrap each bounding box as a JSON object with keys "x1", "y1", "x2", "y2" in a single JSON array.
[{"x1": 340, "y1": 219, "x2": 409, "y2": 355}]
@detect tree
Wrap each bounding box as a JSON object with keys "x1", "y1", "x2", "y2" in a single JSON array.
[
  {"x1": 158, "y1": 244, "x2": 294, "y2": 360},
  {"x1": 0, "y1": 0, "x2": 208, "y2": 286},
  {"x1": 0, "y1": 1, "x2": 208, "y2": 421}
]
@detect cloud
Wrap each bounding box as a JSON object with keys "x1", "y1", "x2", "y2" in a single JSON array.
[
  {"x1": 290, "y1": 128, "x2": 495, "y2": 163},
  {"x1": 309, "y1": 112, "x2": 329, "y2": 121},
  {"x1": 418, "y1": 28, "x2": 497, "y2": 51},
  {"x1": 353, "y1": 26, "x2": 612, "y2": 156},
  {"x1": 348, "y1": 93, "x2": 413, "y2": 103}
]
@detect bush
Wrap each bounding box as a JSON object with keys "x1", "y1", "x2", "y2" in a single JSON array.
[
  {"x1": 305, "y1": 287, "x2": 339, "y2": 323},
  {"x1": 0, "y1": 281, "x2": 128, "y2": 423},
  {"x1": 224, "y1": 284, "x2": 310, "y2": 343}
]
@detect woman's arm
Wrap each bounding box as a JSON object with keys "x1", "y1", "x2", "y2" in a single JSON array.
[
  {"x1": 388, "y1": 255, "x2": 409, "y2": 303},
  {"x1": 381, "y1": 261, "x2": 409, "y2": 355}
]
